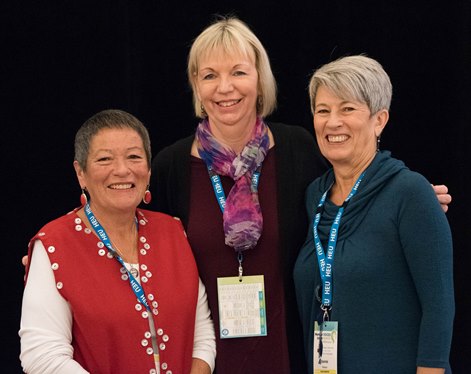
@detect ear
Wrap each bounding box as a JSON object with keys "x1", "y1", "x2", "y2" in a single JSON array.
[
  {"x1": 73, "y1": 160, "x2": 86, "y2": 189},
  {"x1": 147, "y1": 168, "x2": 151, "y2": 185},
  {"x1": 374, "y1": 109, "x2": 389, "y2": 137},
  {"x1": 191, "y1": 72, "x2": 201, "y2": 100},
  {"x1": 195, "y1": 87, "x2": 201, "y2": 103}
]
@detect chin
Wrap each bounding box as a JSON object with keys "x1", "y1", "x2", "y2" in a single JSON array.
[
  {"x1": 324, "y1": 154, "x2": 351, "y2": 166},
  {"x1": 112, "y1": 199, "x2": 140, "y2": 211},
  {"x1": 322, "y1": 149, "x2": 347, "y2": 159}
]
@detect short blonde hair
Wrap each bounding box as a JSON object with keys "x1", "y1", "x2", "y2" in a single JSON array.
[
  {"x1": 188, "y1": 17, "x2": 277, "y2": 118},
  {"x1": 309, "y1": 55, "x2": 392, "y2": 115}
]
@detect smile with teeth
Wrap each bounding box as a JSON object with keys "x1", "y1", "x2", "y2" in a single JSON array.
[
  {"x1": 109, "y1": 183, "x2": 133, "y2": 190},
  {"x1": 327, "y1": 135, "x2": 349, "y2": 143},
  {"x1": 217, "y1": 99, "x2": 241, "y2": 107}
]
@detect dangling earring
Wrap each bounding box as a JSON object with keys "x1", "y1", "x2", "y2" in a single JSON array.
[
  {"x1": 143, "y1": 187, "x2": 152, "y2": 205},
  {"x1": 200, "y1": 103, "x2": 207, "y2": 117},
  {"x1": 376, "y1": 135, "x2": 381, "y2": 152},
  {"x1": 80, "y1": 188, "x2": 88, "y2": 206},
  {"x1": 256, "y1": 96, "x2": 263, "y2": 113}
]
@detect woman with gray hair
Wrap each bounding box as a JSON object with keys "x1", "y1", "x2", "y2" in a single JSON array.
[
  {"x1": 20, "y1": 109, "x2": 216, "y2": 373},
  {"x1": 294, "y1": 55, "x2": 454, "y2": 373}
]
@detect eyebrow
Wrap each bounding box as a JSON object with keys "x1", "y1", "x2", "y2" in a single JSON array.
[
  {"x1": 199, "y1": 62, "x2": 252, "y2": 72},
  {"x1": 93, "y1": 146, "x2": 144, "y2": 153},
  {"x1": 315, "y1": 99, "x2": 358, "y2": 108}
]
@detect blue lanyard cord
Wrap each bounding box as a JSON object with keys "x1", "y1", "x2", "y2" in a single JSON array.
[
  {"x1": 84, "y1": 203, "x2": 150, "y2": 310},
  {"x1": 313, "y1": 172, "x2": 365, "y2": 314},
  {"x1": 208, "y1": 166, "x2": 261, "y2": 276},
  {"x1": 207, "y1": 166, "x2": 261, "y2": 213}
]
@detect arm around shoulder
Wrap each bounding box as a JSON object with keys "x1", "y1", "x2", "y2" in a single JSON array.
[
  {"x1": 416, "y1": 367, "x2": 445, "y2": 374},
  {"x1": 431, "y1": 184, "x2": 452, "y2": 212}
]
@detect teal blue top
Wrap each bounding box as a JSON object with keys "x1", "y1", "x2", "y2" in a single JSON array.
[{"x1": 294, "y1": 151, "x2": 454, "y2": 373}]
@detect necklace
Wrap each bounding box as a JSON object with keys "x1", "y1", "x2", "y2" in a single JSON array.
[
  {"x1": 108, "y1": 220, "x2": 138, "y2": 260},
  {"x1": 114, "y1": 245, "x2": 140, "y2": 278},
  {"x1": 111, "y1": 238, "x2": 139, "y2": 278},
  {"x1": 127, "y1": 263, "x2": 139, "y2": 278},
  {"x1": 112, "y1": 241, "x2": 136, "y2": 260}
]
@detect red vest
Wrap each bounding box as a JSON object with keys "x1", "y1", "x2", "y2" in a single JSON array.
[{"x1": 27, "y1": 208, "x2": 199, "y2": 374}]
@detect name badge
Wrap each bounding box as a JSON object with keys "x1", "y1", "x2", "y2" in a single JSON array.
[
  {"x1": 217, "y1": 275, "x2": 267, "y2": 339},
  {"x1": 313, "y1": 321, "x2": 338, "y2": 374}
]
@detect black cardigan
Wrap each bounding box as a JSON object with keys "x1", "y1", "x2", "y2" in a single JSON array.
[{"x1": 150, "y1": 122, "x2": 327, "y2": 373}]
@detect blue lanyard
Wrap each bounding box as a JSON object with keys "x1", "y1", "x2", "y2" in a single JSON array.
[
  {"x1": 84, "y1": 203, "x2": 150, "y2": 310},
  {"x1": 313, "y1": 172, "x2": 365, "y2": 313},
  {"x1": 207, "y1": 166, "x2": 261, "y2": 213},
  {"x1": 207, "y1": 166, "x2": 261, "y2": 275}
]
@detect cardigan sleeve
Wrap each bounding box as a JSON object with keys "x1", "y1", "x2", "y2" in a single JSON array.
[
  {"x1": 396, "y1": 171, "x2": 454, "y2": 368},
  {"x1": 151, "y1": 145, "x2": 173, "y2": 215},
  {"x1": 150, "y1": 135, "x2": 194, "y2": 225},
  {"x1": 19, "y1": 240, "x2": 89, "y2": 374}
]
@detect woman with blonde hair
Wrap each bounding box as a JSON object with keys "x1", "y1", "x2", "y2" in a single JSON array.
[{"x1": 152, "y1": 17, "x2": 326, "y2": 373}]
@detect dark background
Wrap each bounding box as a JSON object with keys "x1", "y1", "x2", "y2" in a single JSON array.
[{"x1": 2, "y1": 1, "x2": 469, "y2": 372}]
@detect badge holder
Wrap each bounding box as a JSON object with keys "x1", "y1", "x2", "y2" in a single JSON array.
[
  {"x1": 313, "y1": 306, "x2": 338, "y2": 374},
  {"x1": 217, "y1": 251, "x2": 267, "y2": 339}
]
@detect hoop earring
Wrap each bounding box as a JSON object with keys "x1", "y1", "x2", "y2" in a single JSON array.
[
  {"x1": 80, "y1": 188, "x2": 88, "y2": 206},
  {"x1": 143, "y1": 188, "x2": 152, "y2": 205}
]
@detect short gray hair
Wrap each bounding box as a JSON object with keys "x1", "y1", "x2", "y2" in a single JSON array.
[
  {"x1": 188, "y1": 16, "x2": 277, "y2": 118},
  {"x1": 309, "y1": 55, "x2": 392, "y2": 115},
  {"x1": 74, "y1": 109, "x2": 151, "y2": 170}
]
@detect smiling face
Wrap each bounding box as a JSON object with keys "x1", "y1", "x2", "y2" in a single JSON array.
[
  {"x1": 194, "y1": 48, "x2": 259, "y2": 132},
  {"x1": 74, "y1": 127, "x2": 150, "y2": 216},
  {"x1": 313, "y1": 85, "x2": 388, "y2": 170}
]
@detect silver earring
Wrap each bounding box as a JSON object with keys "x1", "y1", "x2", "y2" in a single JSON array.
[{"x1": 376, "y1": 136, "x2": 381, "y2": 152}]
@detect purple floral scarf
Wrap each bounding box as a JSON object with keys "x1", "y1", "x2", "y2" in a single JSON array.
[{"x1": 196, "y1": 117, "x2": 270, "y2": 251}]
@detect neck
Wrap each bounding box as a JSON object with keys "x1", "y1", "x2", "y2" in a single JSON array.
[
  {"x1": 89, "y1": 203, "x2": 136, "y2": 232},
  {"x1": 80, "y1": 204, "x2": 138, "y2": 263},
  {"x1": 330, "y1": 152, "x2": 376, "y2": 205},
  {"x1": 209, "y1": 117, "x2": 257, "y2": 154}
]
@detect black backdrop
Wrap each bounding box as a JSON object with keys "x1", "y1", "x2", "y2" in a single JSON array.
[{"x1": 2, "y1": 1, "x2": 470, "y2": 372}]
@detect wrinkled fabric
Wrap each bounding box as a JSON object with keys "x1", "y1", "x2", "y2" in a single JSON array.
[
  {"x1": 295, "y1": 150, "x2": 454, "y2": 373},
  {"x1": 196, "y1": 117, "x2": 269, "y2": 251}
]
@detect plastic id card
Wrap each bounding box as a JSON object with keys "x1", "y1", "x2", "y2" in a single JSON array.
[
  {"x1": 217, "y1": 275, "x2": 267, "y2": 339},
  {"x1": 313, "y1": 321, "x2": 338, "y2": 374}
]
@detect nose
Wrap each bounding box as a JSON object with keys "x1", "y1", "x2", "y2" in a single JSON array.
[
  {"x1": 217, "y1": 75, "x2": 234, "y2": 93},
  {"x1": 113, "y1": 158, "x2": 131, "y2": 176},
  {"x1": 325, "y1": 112, "x2": 343, "y2": 128}
]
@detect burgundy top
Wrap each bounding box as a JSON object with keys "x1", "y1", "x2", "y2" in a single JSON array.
[{"x1": 187, "y1": 149, "x2": 290, "y2": 373}]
